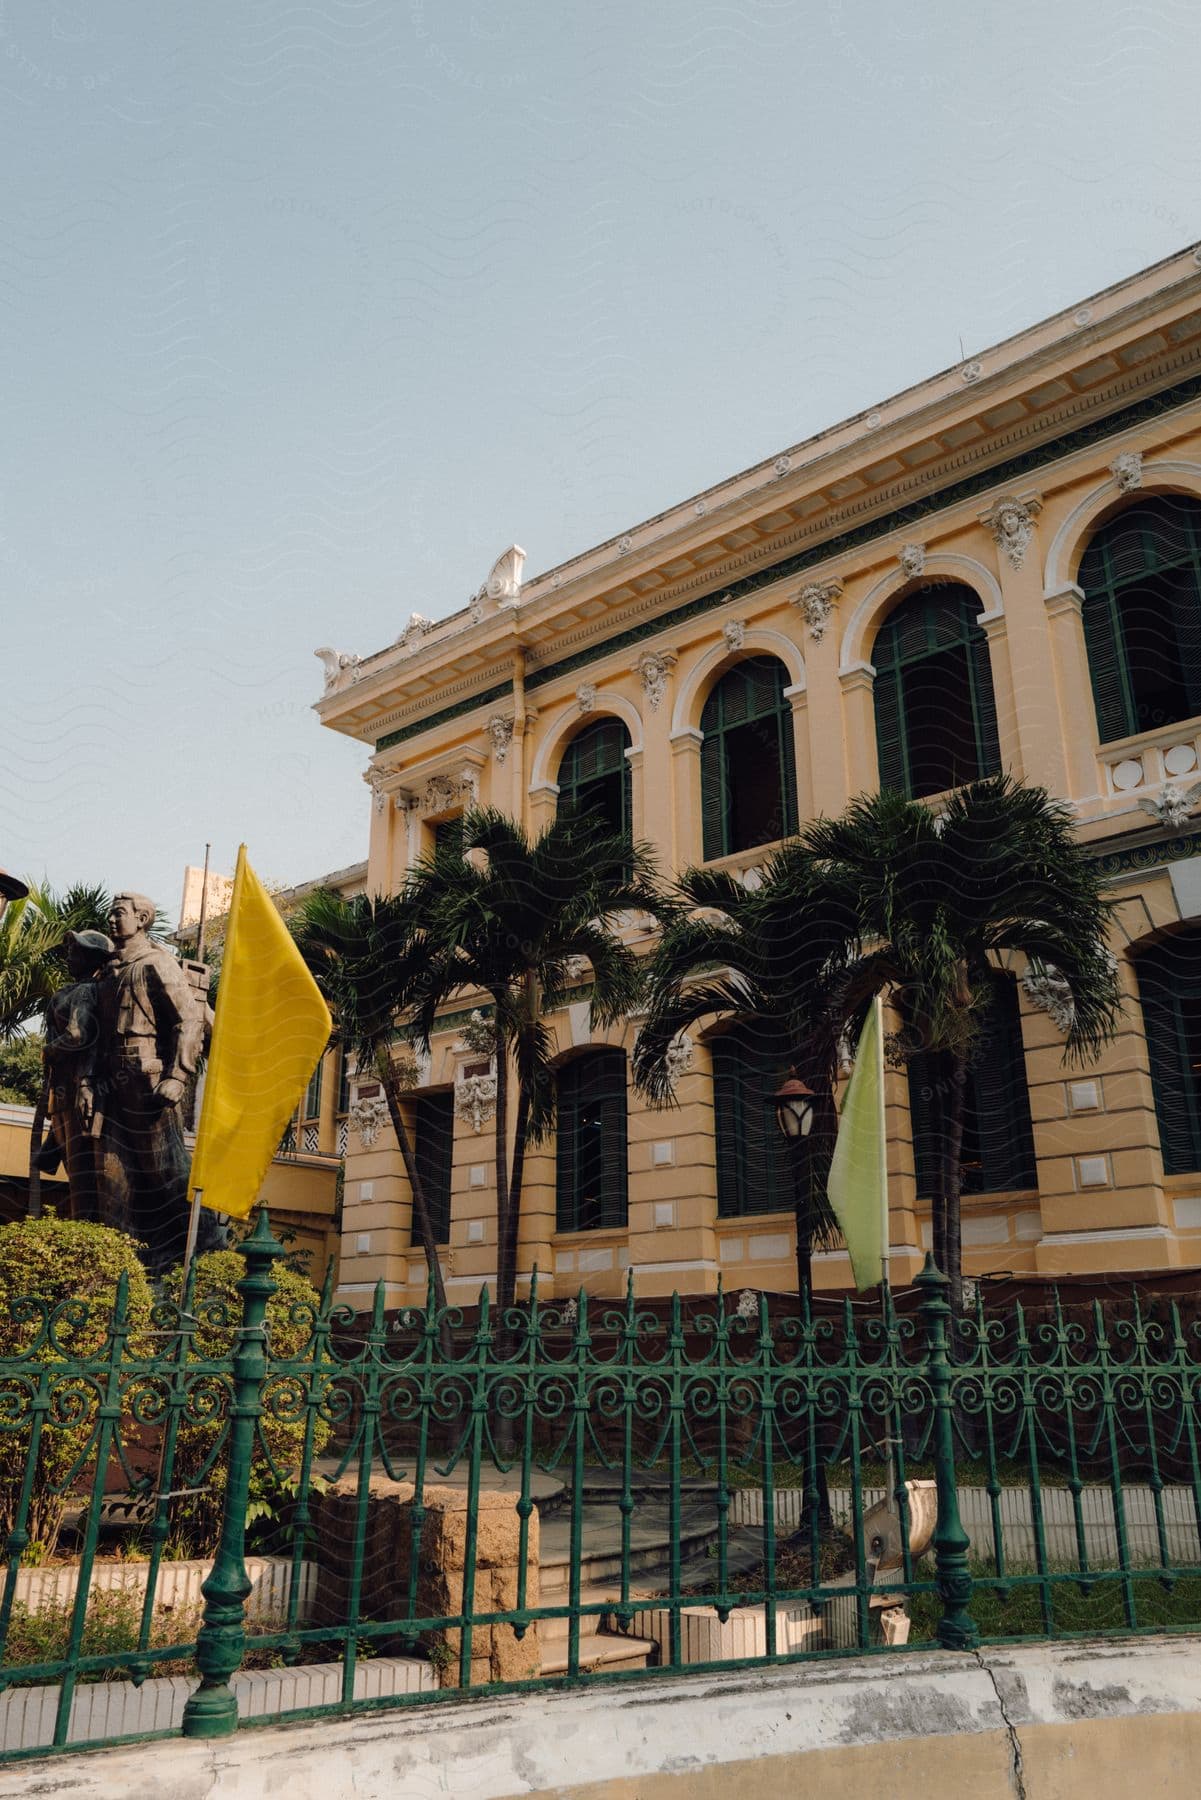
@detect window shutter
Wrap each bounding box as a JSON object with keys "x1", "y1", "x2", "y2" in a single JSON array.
[
  {"x1": 778, "y1": 709, "x2": 799, "y2": 836},
  {"x1": 701, "y1": 728, "x2": 725, "y2": 860},
  {"x1": 1137, "y1": 942, "x2": 1201, "y2": 1177},
  {"x1": 906, "y1": 1052, "x2": 940, "y2": 1199},
  {"x1": 555, "y1": 1061, "x2": 579, "y2": 1232},
  {"x1": 873, "y1": 666, "x2": 908, "y2": 795},
  {"x1": 1080, "y1": 580, "x2": 1131, "y2": 743},
  {"x1": 598, "y1": 1052, "x2": 629, "y2": 1228},
  {"x1": 712, "y1": 1038, "x2": 745, "y2": 1217},
  {"x1": 971, "y1": 981, "x2": 1037, "y2": 1193},
  {"x1": 414, "y1": 1091, "x2": 454, "y2": 1244},
  {"x1": 968, "y1": 631, "x2": 1002, "y2": 776}
]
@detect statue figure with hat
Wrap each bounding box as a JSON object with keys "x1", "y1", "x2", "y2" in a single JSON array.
[{"x1": 93, "y1": 892, "x2": 212, "y2": 1272}]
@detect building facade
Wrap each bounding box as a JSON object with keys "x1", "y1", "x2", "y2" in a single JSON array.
[{"x1": 316, "y1": 244, "x2": 1201, "y2": 1309}]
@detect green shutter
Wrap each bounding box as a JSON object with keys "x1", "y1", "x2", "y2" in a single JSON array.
[
  {"x1": 906, "y1": 1052, "x2": 940, "y2": 1199},
  {"x1": 1137, "y1": 939, "x2": 1201, "y2": 1177},
  {"x1": 1080, "y1": 581, "x2": 1131, "y2": 743},
  {"x1": 968, "y1": 631, "x2": 1002, "y2": 777},
  {"x1": 873, "y1": 666, "x2": 908, "y2": 795},
  {"x1": 970, "y1": 979, "x2": 1037, "y2": 1193},
  {"x1": 779, "y1": 710, "x2": 799, "y2": 836},
  {"x1": 414, "y1": 1091, "x2": 454, "y2": 1244},
  {"x1": 711, "y1": 1028, "x2": 793, "y2": 1218},
  {"x1": 555, "y1": 1051, "x2": 628, "y2": 1232},
  {"x1": 701, "y1": 725, "x2": 726, "y2": 860}
]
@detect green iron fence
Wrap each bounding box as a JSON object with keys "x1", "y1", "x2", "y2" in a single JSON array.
[{"x1": 2, "y1": 1209, "x2": 1201, "y2": 1763}]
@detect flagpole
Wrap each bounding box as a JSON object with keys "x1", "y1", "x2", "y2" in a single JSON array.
[
  {"x1": 182, "y1": 1187, "x2": 203, "y2": 1283},
  {"x1": 870, "y1": 996, "x2": 899, "y2": 1522}
]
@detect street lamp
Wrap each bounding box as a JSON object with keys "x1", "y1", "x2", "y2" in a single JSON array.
[
  {"x1": 773, "y1": 1070, "x2": 816, "y2": 1140},
  {"x1": 0, "y1": 867, "x2": 28, "y2": 925}
]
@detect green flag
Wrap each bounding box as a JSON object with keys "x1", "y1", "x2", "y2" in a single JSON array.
[{"x1": 826, "y1": 996, "x2": 889, "y2": 1292}]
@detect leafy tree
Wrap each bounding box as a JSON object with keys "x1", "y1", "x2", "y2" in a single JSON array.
[
  {"x1": 291, "y1": 889, "x2": 451, "y2": 1320},
  {"x1": 0, "y1": 883, "x2": 112, "y2": 1213},
  {"x1": 0, "y1": 1032, "x2": 44, "y2": 1106},
  {"x1": 0, "y1": 1213, "x2": 155, "y2": 1557},
  {"x1": 403, "y1": 809, "x2": 663, "y2": 1323},
  {"x1": 798, "y1": 777, "x2": 1122, "y2": 1308},
  {"x1": 633, "y1": 853, "x2": 858, "y2": 1303}
]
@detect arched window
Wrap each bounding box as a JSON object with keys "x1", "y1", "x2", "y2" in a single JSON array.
[
  {"x1": 711, "y1": 1025, "x2": 794, "y2": 1218},
  {"x1": 1136, "y1": 932, "x2": 1201, "y2": 1175},
  {"x1": 1079, "y1": 496, "x2": 1201, "y2": 744},
  {"x1": 557, "y1": 718, "x2": 632, "y2": 840},
  {"x1": 413, "y1": 1090, "x2": 454, "y2": 1244},
  {"x1": 555, "y1": 1049, "x2": 629, "y2": 1232},
  {"x1": 906, "y1": 975, "x2": 1036, "y2": 1198},
  {"x1": 700, "y1": 656, "x2": 798, "y2": 861},
  {"x1": 872, "y1": 584, "x2": 1000, "y2": 798}
]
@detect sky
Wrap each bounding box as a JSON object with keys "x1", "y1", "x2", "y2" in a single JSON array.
[{"x1": 2, "y1": 1, "x2": 1199, "y2": 917}]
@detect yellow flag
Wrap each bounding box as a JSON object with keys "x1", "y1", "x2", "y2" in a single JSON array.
[
  {"x1": 190, "y1": 846, "x2": 332, "y2": 1219},
  {"x1": 826, "y1": 996, "x2": 889, "y2": 1292}
]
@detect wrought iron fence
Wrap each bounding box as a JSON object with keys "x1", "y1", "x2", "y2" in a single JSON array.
[{"x1": 2, "y1": 1208, "x2": 1201, "y2": 1763}]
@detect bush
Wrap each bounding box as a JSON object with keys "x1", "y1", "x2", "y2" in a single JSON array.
[
  {"x1": 169, "y1": 1248, "x2": 331, "y2": 1553},
  {"x1": 0, "y1": 1214, "x2": 155, "y2": 1559}
]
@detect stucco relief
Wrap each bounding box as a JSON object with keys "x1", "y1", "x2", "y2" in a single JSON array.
[
  {"x1": 983, "y1": 495, "x2": 1042, "y2": 570},
  {"x1": 634, "y1": 649, "x2": 677, "y2": 712},
  {"x1": 794, "y1": 579, "x2": 843, "y2": 642}
]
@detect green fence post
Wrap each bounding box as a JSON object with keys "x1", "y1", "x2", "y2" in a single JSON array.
[
  {"x1": 915, "y1": 1253, "x2": 979, "y2": 1650},
  {"x1": 181, "y1": 1207, "x2": 284, "y2": 1739}
]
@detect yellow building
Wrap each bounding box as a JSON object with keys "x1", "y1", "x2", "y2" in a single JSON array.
[{"x1": 315, "y1": 243, "x2": 1201, "y2": 1308}]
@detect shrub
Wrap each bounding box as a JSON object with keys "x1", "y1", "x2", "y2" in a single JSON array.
[
  {"x1": 0, "y1": 1214, "x2": 154, "y2": 1559},
  {"x1": 169, "y1": 1248, "x2": 331, "y2": 1553}
]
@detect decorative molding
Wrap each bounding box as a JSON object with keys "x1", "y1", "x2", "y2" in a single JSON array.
[
  {"x1": 898, "y1": 543, "x2": 926, "y2": 579},
  {"x1": 735, "y1": 1288, "x2": 760, "y2": 1320},
  {"x1": 793, "y1": 578, "x2": 843, "y2": 642},
  {"x1": 1136, "y1": 780, "x2": 1201, "y2": 830},
  {"x1": 960, "y1": 360, "x2": 983, "y2": 384},
  {"x1": 982, "y1": 493, "x2": 1042, "y2": 569},
  {"x1": 479, "y1": 544, "x2": 525, "y2": 606},
  {"x1": 1021, "y1": 963, "x2": 1075, "y2": 1034},
  {"x1": 348, "y1": 1095, "x2": 389, "y2": 1149},
  {"x1": 576, "y1": 682, "x2": 598, "y2": 713},
  {"x1": 397, "y1": 614, "x2": 433, "y2": 654},
  {"x1": 773, "y1": 455, "x2": 791, "y2": 477},
  {"x1": 455, "y1": 1070, "x2": 497, "y2": 1134},
  {"x1": 617, "y1": 535, "x2": 633, "y2": 554},
  {"x1": 486, "y1": 714, "x2": 515, "y2": 764},
  {"x1": 362, "y1": 768, "x2": 387, "y2": 814},
  {"x1": 634, "y1": 649, "x2": 677, "y2": 712},
  {"x1": 722, "y1": 620, "x2": 746, "y2": 653},
  {"x1": 1110, "y1": 449, "x2": 1144, "y2": 492},
  {"x1": 315, "y1": 646, "x2": 361, "y2": 692},
  {"x1": 663, "y1": 1030, "x2": 694, "y2": 1093},
  {"x1": 453, "y1": 1009, "x2": 497, "y2": 1057}
]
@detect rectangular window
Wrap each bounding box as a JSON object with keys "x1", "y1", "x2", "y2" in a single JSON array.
[
  {"x1": 413, "y1": 1091, "x2": 454, "y2": 1245},
  {"x1": 556, "y1": 1051, "x2": 629, "y2": 1232}
]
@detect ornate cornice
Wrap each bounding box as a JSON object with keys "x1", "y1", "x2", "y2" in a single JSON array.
[{"x1": 374, "y1": 369, "x2": 1201, "y2": 753}]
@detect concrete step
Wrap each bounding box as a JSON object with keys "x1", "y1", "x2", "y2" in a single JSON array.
[
  {"x1": 538, "y1": 1587, "x2": 629, "y2": 1643},
  {"x1": 540, "y1": 1630, "x2": 656, "y2": 1677},
  {"x1": 539, "y1": 1503, "x2": 720, "y2": 1596}
]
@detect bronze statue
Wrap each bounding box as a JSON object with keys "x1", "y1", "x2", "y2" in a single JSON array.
[
  {"x1": 37, "y1": 928, "x2": 114, "y2": 1220},
  {"x1": 93, "y1": 892, "x2": 207, "y2": 1271}
]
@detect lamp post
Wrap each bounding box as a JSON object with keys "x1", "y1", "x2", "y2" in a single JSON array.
[{"x1": 773, "y1": 1070, "x2": 816, "y2": 1140}]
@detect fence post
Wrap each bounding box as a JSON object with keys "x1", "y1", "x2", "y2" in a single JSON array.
[
  {"x1": 915, "y1": 1253, "x2": 979, "y2": 1650},
  {"x1": 181, "y1": 1207, "x2": 284, "y2": 1739}
]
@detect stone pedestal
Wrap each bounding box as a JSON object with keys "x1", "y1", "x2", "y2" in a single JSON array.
[{"x1": 314, "y1": 1476, "x2": 540, "y2": 1687}]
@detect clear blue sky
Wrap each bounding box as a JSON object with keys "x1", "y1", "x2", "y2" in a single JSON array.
[{"x1": 3, "y1": 1, "x2": 1198, "y2": 914}]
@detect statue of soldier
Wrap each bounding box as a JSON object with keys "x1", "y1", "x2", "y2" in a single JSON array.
[
  {"x1": 93, "y1": 892, "x2": 208, "y2": 1272},
  {"x1": 36, "y1": 928, "x2": 114, "y2": 1220}
]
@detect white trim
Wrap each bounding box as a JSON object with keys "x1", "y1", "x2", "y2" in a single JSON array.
[
  {"x1": 1042, "y1": 458, "x2": 1201, "y2": 594},
  {"x1": 670, "y1": 627, "x2": 805, "y2": 736},
  {"x1": 528, "y1": 692, "x2": 644, "y2": 790},
  {"x1": 1038, "y1": 1226, "x2": 1173, "y2": 1246},
  {"x1": 628, "y1": 1259, "x2": 721, "y2": 1276},
  {"x1": 838, "y1": 552, "x2": 1003, "y2": 674}
]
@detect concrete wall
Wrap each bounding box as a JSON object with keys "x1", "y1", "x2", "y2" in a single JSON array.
[{"x1": 11, "y1": 1636, "x2": 1201, "y2": 1799}]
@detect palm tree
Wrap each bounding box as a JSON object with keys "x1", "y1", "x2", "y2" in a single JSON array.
[
  {"x1": 403, "y1": 809, "x2": 663, "y2": 1323},
  {"x1": 0, "y1": 881, "x2": 112, "y2": 1213},
  {"x1": 291, "y1": 889, "x2": 450, "y2": 1321},
  {"x1": 632, "y1": 854, "x2": 857, "y2": 1303},
  {"x1": 799, "y1": 776, "x2": 1123, "y2": 1308}
]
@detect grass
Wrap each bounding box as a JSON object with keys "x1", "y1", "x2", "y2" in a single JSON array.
[
  {"x1": 0, "y1": 1591, "x2": 289, "y2": 1687},
  {"x1": 909, "y1": 1564, "x2": 1201, "y2": 1642}
]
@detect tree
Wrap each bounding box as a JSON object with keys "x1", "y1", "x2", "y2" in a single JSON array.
[
  {"x1": 798, "y1": 777, "x2": 1122, "y2": 1309},
  {"x1": 403, "y1": 809, "x2": 663, "y2": 1325},
  {"x1": 633, "y1": 854, "x2": 857, "y2": 1304},
  {"x1": 0, "y1": 1031, "x2": 44, "y2": 1105},
  {"x1": 0, "y1": 882, "x2": 112, "y2": 1213},
  {"x1": 291, "y1": 889, "x2": 451, "y2": 1323}
]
